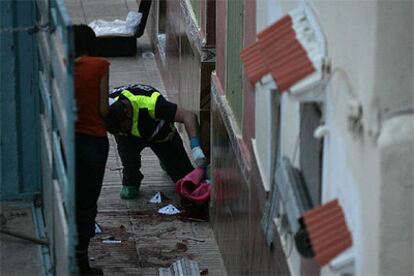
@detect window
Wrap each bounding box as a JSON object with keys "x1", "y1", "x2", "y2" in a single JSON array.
[
  {"x1": 254, "y1": 87, "x2": 281, "y2": 191},
  {"x1": 299, "y1": 103, "x2": 323, "y2": 205}
]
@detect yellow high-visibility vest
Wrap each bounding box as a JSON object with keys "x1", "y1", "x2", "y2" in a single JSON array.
[{"x1": 120, "y1": 89, "x2": 161, "y2": 137}]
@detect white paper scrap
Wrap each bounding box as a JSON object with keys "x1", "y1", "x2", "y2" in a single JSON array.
[
  {"x1": 158, "y1": 204, "x2": 181, "y2": 215},
  {"x1": 102, "y1": 240, "x2": 122, "y2": 244},
  {"x1": 149, "y1": 192, "x2": 162, "y2": 204},
  {"x1": 95, "y1": 223, "x2": 103, "y2": 234}
]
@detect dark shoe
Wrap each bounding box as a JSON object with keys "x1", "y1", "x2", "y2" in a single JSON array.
[
  {"x1": 79, "y1": 266, "x2": 103, "y2": 276},
  {"x1": 76, "y1": 250, "x2": 103, "y2": 275}
]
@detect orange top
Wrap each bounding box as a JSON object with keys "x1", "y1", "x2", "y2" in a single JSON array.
[{"x1": 74, "y1": 56, "x2": 110, "y2": 136}]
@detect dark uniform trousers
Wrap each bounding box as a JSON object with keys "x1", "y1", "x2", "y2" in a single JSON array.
[{"x1": 114, "y1": 127, "x2": 193, "y2": 188}]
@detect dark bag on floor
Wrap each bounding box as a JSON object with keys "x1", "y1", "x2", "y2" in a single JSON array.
[{"x1": 94, "y1": 0, "x2": 152, "y2": 57}]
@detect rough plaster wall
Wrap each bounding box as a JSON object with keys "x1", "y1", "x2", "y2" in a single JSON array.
[
  {"x1": 374, "y1": 3, "x2": 413, "y2": 274},
  {"x1": 377, "y1": 115, "x2": 414, "y2": 275},
  {"x1": 373, "y1": 1, "x2": 414, "y2": 116},
  {"x1": 313, "y1": 1, "x2": 413, "y2": 275},
  {"x1": 274, "y1": 0, "x2": 412, "y2": 274},
  {"x1": 255, "y1": 0, "x2": 412, "y2": 274},
  {"x1": 313, "y1": 2, "x2": 381, "y2": 274}
]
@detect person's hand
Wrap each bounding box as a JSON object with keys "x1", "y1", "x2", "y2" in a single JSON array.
[{"x1": 191, "y1": 146, "x2": 207, "y2": 167}]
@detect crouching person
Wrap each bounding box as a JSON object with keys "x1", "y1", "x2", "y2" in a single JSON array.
[{"x1": 105, "y1": 84, "x2": 207, "y2": 199}]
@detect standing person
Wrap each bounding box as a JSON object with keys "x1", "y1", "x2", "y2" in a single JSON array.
[
  {"x1": 105, "y1": 83, "x2": 207, "y2": 199},
  {"x1": 73, "y1": 24, "x2": 110, "y2": 275}
]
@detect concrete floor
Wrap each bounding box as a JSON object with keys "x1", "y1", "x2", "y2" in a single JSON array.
[
  {"x1": 91, "y1": 138, "x2": 226, "y2": 275},
  {"x1": 65, "y1": 0, "x2": 227, "y2": 275},
  {"x1": 0, "y1": 2, "x2": 227, "y2": 275},
  {"x1": 0, "y1": 202, "x2": 43, "y2": 276}
]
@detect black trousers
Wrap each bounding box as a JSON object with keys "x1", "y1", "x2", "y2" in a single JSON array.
[
  {"x1": 75, "y1": 133, "x2": 109, "y2": 249},
  {"x1": 114, "y1": 128, "x2": 193, "y2": 187}
]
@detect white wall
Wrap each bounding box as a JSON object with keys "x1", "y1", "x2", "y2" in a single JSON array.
[
  {"x1": 312, "y1": 2, "x2": 380, "y2": 275},
  {"x1": 313, "y1": 1, "x2": 413, "y2": 275},
  {"x1": 377, "y1": 114, "x2": 414, "y2": 275},
  {"x1": 255, "y1": 0, "x2": 413, "y2": 275}
]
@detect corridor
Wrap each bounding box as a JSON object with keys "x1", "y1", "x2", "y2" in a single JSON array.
[{"x1": 65, "y1": 0, "x2": 227, "y2": 275}]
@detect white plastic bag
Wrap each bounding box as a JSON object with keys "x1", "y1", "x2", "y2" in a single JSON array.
[
  {"x1": 126, "y1": 11, "x2": 142, "y2": 34},
  {"x1": 89, "y1": 11, "x2": 142, "y2": 37}
]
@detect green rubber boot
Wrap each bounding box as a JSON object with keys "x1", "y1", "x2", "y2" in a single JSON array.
[{"x1": 120, "y1": 185, "x2": 139, "y2": 199}]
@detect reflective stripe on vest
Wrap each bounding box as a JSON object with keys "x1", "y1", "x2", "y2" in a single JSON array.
[{"x1": 120, "y1": 90, "x2": 161, "y2": 137}]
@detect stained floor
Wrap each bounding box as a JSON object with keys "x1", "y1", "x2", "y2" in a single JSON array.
[
  {"x1": 65, "y1": 0, "x2": 227, "y2": 275},
  {"x1": 0, "y1": 202, "x2": 43, "y2": 276}
]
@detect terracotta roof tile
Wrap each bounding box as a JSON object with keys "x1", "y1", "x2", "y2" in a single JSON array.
[
  {"x1": 257, "y1": 15, "x2": 315, "y2": 92},
  {"x1": 240, "y1": 12, "x2": 316, "y2": 91},
  {"x1": 302, "y1": 199, "x2": 353, "y2": 266},
  {"x1": 257, "y1": 14, "x2": 292, "y2": 39},
  {"x1": 240, "y1": 42, "x2": 268, "y2": 84}
]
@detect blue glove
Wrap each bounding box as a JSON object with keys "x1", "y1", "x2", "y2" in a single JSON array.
[
  {"x1": 190, "y1": 137, "x2": 201, "y2": 149},
  {"x1": 190, "y1": 137, "x2": 206, "y2": 167}
]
